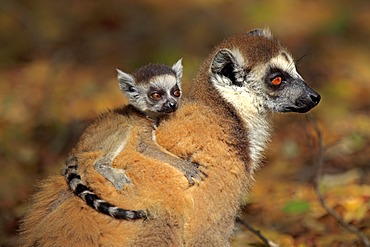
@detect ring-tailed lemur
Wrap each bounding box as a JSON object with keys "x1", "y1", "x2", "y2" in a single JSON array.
[
  {"x1": 19, "y1": 29, "x2": 320, "y2": 246},
  {"x1": 64, "y1": 59, "x2": 203, "y2": 220}
]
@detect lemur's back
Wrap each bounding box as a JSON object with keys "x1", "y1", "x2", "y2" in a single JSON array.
[
  {"x1": 72, "y1": 105, "x2": 151, "y2": 155},
  {"x1": 18, "y1": 103, "x2": 194, "y2": 246}
]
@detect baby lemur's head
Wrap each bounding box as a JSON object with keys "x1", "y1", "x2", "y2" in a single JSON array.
[{"x1": 117, "y1": 59, "x2": 183, "y2": 119}]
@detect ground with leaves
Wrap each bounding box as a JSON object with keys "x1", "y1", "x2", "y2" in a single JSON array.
[{"x1": 0, "y1": 1, "x2": 369, "y2": 246}]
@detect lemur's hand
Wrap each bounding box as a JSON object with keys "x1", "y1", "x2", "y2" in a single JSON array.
[
  {"x1": 178, "y1": 161, "x2": 207, "y2": 186},
  {"x1": 94, "y1": 159, "x2": 131, "y2": 190}
]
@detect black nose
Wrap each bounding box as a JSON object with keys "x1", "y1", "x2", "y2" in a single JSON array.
[
  {"x1": 168, "y1": 102, "x2": 177, "y2": 109},
  {"x1": 310, "y1": 92, "x2": 321, "y2": 106}
]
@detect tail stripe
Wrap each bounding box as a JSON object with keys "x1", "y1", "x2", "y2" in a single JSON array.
[{"x1": 64, "y1": 156, "x2": 147, "y2": 220}]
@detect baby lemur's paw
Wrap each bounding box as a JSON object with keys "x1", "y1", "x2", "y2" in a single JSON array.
[
  {"x1": 94, "y1": 160, "x2": 131, "y2": 190},
  {"x1": 183, "y1": 162, "x2": 207, "y2": 186}
]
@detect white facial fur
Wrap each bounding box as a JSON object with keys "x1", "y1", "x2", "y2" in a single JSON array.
[
  {"x1": 134, "y1": 74, "x2": 179, "y2": 113},
  {"x1": 269, "y1": 52, "x2": 302, "y2": 80}
]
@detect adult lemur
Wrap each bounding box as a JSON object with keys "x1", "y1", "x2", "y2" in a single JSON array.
[
  {"x1": 65, "y1": 59, "x2": 203, "y2": 220},
  {"x1": 19, "y1": 29, "x2": 320, "y2": 246}
]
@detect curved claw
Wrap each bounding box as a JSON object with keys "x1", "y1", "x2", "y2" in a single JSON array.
[
  {"x1": 185, "y1": 173, "x2": 196, "y2": 186},
  {"x1": 183, "y1": 162, "x2": 206, "y2": 186}
]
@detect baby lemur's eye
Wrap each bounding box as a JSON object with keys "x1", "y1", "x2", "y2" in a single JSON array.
[
  {"x1": 150, "y1": 92, "x2": 162, "y2": 101},
  {"x1": 271, "y1": 76, "x2": 283, "y2": 86},
  {"x1": 173, "y1": 89, "x2": 181, "y2": 97}
]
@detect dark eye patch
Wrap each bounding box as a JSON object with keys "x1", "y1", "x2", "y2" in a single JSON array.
[
  {"x1": 170, "y1": 85, "x2": 181, "y2": 96},
  {"x1": 265, "y1": 67, "x2": 291, "y2": 88},
  {"x1": 269, "y1": 67, "x2": 290, "y2": 79},
  {"x1": 149, "y1": 86, "x2": 165, "y2": 93},
  {"x1": 148, "y1": 87, "x2": 165, "y2": 100},
  {"x1": 171, "y1": 84, "x2": 179, "y2": 91}
]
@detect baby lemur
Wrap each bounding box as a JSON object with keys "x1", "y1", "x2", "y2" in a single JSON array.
[
  {"x1": 19, "y1": 29, "x2": 320, "y2": 246},
  {"x1": 64, "y1": 59, "x2": 202, "y2": 220}
]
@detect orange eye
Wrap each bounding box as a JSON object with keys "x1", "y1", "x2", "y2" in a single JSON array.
[
  {"x1": 271, "y1": 76, "x2": 282, "y2": 86},
  {"x1": 151, "y1": 92, "x2": 162, "y2": 101},
  {"x1": 173, "y1": 90, "x2": 181, "y2": 97}
]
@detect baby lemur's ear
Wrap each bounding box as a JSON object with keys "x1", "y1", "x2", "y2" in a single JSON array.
[
  {"x1": 116, "y1": 69, "x2": 139, "y2": 99},
  {"x1": 172, "y1": 58, "x2": 183, "y2": 81}
]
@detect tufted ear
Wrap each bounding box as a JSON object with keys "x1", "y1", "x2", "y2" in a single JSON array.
[
  {"x1": 211, "y1": 48, "x2": 244, "y2": 86},
  {"x1": 116, "y1": 69, "x2": 139, "y2": 101},
  {"x1": 248, "y1": 28, "x2": 273, "y2": 39},
  {"x1": 171, "y1": 58, "x2": 183, "y2": 81}
]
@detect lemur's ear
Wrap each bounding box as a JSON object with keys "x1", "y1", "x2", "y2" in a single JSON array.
[
  {"x1": 116, "y1": 69, "x2": 139, "y2": 99},
  {"x1": 211, "y1": 48, "x2": 245, "y2": 86},
  {"x1": 172, "y1": 58, "x2": 183, "y2": 81},
  {"x1": 248, "y1": 28, "x2": 273, "y2": 39}
]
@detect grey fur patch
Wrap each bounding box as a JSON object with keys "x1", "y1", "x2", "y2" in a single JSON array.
[{"x1": 248, "y1": 28, "x2": 273, "y2": 39}]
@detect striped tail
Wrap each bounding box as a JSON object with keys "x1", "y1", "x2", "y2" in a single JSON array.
[{"x1": 64, "y1": 156, "x2": 147, "y2": 220}]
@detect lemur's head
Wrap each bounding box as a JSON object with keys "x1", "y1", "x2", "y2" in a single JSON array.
[
  {"x1": 210, "y1": 29, "x2": 320, "y2": 114},
  {"x1": 117, "y1": 59, "x2": 183, "y2": 119}
]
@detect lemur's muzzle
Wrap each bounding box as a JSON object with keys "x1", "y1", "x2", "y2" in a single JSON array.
[
  {"x1": 291, "y1": 80, "x2": 321, "y2": 113},
  {"x1": 160, "y1": 101, "x2": 178, "y2": 114}
]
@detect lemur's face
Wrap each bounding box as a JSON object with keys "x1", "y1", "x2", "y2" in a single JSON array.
[
  {"x1": 143, "y1": 74, "x2": 182, "y2": 115},
  {"x1": 210, "y1": 30, "x2": 320, "y2": 114},
  {"x1": 251, "y1": 51, "x2": 320, "y2": 113},
  {"x1": 116, "y1": 59, "x2": 183, "y2": 118},
  {"x1": 120, "y1": 73, "x2": 182, "y2": 117}
]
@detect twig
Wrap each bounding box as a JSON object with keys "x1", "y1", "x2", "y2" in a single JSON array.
[
  {"x1": 306, "y1": 114, "x2": 370, "y2": 247},
  {"x1": 236, "y1": 217, "x2": 279, "y2": 247}
]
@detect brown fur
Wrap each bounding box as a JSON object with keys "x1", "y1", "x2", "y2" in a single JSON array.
[{"x1": 19, "y1": 33, "x2": 291, "y2": 246}]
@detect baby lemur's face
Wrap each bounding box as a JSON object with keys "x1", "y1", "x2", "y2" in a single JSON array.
[
  {"x1": 117, "y1": 59, "x2": 183, "y2": 119},
  {"x1": 145, "y1": 74, "x2": 181, "y2": 115}
]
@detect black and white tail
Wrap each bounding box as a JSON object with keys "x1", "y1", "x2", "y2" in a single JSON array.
[{"x1": 64, "y1": 156, "x2": 147, "y2": 220}]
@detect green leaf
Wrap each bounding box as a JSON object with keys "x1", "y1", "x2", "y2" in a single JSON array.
[{"x1": 283, "y1": 200, "x2": 310, "y2": 215}]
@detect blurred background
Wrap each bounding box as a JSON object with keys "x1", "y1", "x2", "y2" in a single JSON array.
[{"x1": 0, "y1": 0, "x2": 369, "y2": 246}]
